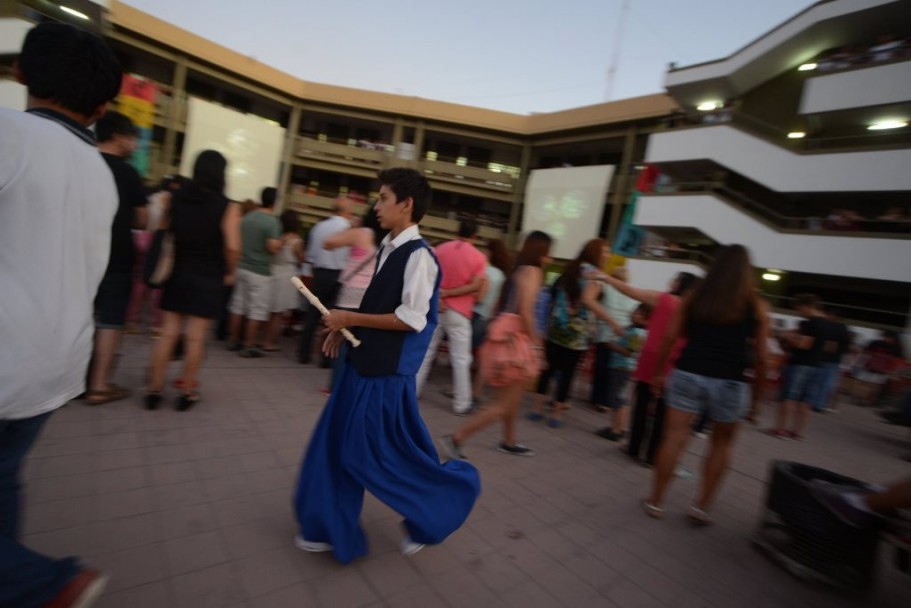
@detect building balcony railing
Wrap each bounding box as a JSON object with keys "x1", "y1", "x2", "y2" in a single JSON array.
[
  {"x1": 654, "y1": 181, "x2": 911, "y2": 238},
  {"x1": 295, "y1": 136, "x2": 390, "y2": 169},
  {"x1": 660, "y1": 109, "x2": 911, "y2": 153},
  {"x1": 628, "y1": 254, "x2": 908, "y2": 330},
  {"x1": 285, "y1": 191, "x2": 505, "y2": 243},
  {"x1": 294, "y1": 137, "x2": 519, "y2": 193}
]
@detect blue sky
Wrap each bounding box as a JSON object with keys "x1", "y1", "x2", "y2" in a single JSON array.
[{"x1": 123, "y1": 0, "x2": 816, "y2": 114}]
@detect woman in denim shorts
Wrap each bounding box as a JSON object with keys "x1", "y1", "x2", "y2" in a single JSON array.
[{"x1": 643, "y1": 245, "x2": 771, "y2": 524}]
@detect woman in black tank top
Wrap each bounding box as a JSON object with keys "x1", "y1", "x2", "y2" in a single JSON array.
[{"x1": 642, "y1": 245, "x2": 771, "y2": 524}]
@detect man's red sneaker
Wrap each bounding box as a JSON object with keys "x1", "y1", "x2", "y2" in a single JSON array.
[{"x1": 43, "y1": 569, "x2": 108, "y2": 608}]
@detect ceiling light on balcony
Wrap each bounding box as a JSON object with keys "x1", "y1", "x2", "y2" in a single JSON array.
[
  {"x1": 797, "y1": 63, "x2": 817, "y2": 71},
  {"x1": 696, "y1": 101, "x2": 721, "y2": 112},
  {"x1": 761, "y1": 272, "x2": 781, "y2": 282},
  {"x1": 60, "y1": 5, "x2": 90, "y2": 19},
  {"x1": 787, "y1": 132, "x2": 806, "y2": 139},
  {"x1": 868, "y1": 120, "x2": 908, "y2": 131}
]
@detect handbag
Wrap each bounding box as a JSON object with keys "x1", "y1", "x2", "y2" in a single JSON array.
[
  {"x1": 143, "y1": 228, "x2": 175, "y2": 287},
  {"x1": 478, "y1": 313, "x2": 541, "y2": 387}
]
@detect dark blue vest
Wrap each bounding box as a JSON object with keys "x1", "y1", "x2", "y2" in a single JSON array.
[{"x1": 348, "y1": 238, "x2": 441, "y2": 377}]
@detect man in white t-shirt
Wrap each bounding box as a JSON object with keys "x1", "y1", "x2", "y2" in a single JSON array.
[
  {"x1": 0, "y1": 22, "x2": 122, "y2": 607},
  {"x1": 297, "y1": 195, "x2": 354, "y2": 365}
]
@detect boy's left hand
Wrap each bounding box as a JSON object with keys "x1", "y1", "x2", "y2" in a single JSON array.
[{"x1": 323, "y1": 309, "x2": 350, "y2": 332}]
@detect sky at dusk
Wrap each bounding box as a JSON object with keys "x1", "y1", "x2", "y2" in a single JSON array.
[{"x1": 123, "y1": 0, "x2": 817, "y2": 114}]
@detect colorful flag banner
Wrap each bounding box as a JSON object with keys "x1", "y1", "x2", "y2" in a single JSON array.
[{"x1": 115, "y1": 74, "x2": 158, "y2": 177}]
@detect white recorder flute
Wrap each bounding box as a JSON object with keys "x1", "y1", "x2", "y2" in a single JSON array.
[{"x1": 291, "y1": 277, "x2": 362, "y2": 347}]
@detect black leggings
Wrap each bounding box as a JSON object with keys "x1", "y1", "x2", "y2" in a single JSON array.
[
  {"x1": 627, "y1": 380, "x2": 667, "y2": 464},
  {"x1": 536, "y1": 341, "x2": 585, "y2": 403}
]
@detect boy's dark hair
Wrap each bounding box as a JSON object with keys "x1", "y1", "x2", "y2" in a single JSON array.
[
  {"x1": 192, "y1": 150, "x2": 227, "y2": 194},
  {"x1": 377, "y1": 168, "x2": 432, "y2": 222},
  {"x1": 261, "y1": 187, "x2": 278, "y2": 209},
  {"x1": 635, "y1": 303, "x2": 652, "y2": 318},
  {"x1": 457, "y1": 219, "x2": 478, "y2": 239},
  {"x1": 794, "y1": 293, "x2": 821, "y2": 310},
  {"x1": 95, "y1": 110, "x2": 138, "y2": 143},
  {"x1": 17, "y1": 22, "x2": 122, "y2": 118}
]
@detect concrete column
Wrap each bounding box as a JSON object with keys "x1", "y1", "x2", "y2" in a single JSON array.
[
  {"x1": 159, "y1": 56, "x2": 187, "y2": 175},
  {"x1": 507, "y1": 143, "x2": 533, "y2": 247},
  {"x1": 277, "y1": 103, "x2": 302, "y2": 212}
]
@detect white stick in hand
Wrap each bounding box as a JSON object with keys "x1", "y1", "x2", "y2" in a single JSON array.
[{"x1": 291, "y1": 277, "x2": 362, "y2": 348}]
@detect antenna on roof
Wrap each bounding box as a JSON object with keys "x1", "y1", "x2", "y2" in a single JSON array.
[{"x1": 605, "y1": 0, "x2": 631, "y2": 102}]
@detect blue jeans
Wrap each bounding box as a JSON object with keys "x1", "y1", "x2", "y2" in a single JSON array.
[{"x1": 0, "y1": 412, "x2": 79, "y2": 607}]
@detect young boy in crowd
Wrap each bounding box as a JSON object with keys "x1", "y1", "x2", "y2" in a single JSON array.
[
  {"x1": 596, "y1": 303, "x2": 651, "y2": 441},
  {"x1": 293, "y1": 168, "x2": 480, "y2": 564}
]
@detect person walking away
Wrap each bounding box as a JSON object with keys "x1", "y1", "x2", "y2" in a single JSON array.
[
  {"x1": 146, "y1": 151, "x2": 242, "y2": 410},
  {"x1": 0, "y1": 22, "x2": 123, "y2": 607},
  {"x1": 440, "y1": 232, "x2": 553, "y2": 459},
  {"x1": 86, "y1": 110, "x2": 148, "y2": 405},
  {"x1": 228, "y1": 187, "x2": 282, "y2": 358},
  {"x1": 644, "y1": 245, "x2": 770, "y2": 523}
]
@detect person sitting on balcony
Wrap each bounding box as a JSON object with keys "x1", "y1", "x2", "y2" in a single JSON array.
[{"x1": 869, "y1": 34, "x2": 903, "y2": 62}]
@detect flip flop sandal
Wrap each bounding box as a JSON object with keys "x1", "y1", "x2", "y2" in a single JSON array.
[
  {"x1": 643, "y1": 501, "x2": 665, "y2": 519},
  {"x1": 687, "y1": 506, "x2": 714, "y2": 526},
  {"x1": 86, "y1": 385, "x2": 131, "y2": 406}
]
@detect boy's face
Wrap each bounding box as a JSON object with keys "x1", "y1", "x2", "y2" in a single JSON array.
[
  {"x1": 632, "y1": 310, "x2": 646, "y2": 326},
  {"x1": 374, "y1": 185, "x2": 411, "y2": 229}
]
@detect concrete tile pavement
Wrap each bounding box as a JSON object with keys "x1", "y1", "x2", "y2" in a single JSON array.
[{"x1": 19, "y1": 333, "x2": 911, "y2": 607}]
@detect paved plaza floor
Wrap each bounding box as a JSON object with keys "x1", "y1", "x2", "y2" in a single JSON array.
[{"x1": 21, "y1": 333, "x2": 911, "y2": 607}]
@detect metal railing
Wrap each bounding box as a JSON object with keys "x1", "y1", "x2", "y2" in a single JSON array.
[
  {"x1": 650, "y1": 181, "x2": 911, "y2": 237},
  {"x1": 661, "y1": 108, "x2": 911, "y2": 153},
  {"x1": 630, "y1": 253, "x2": 908, "y2": 330}
]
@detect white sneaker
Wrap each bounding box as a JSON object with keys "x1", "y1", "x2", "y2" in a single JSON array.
[
  {"x1": 400, "y1": 535, "x2": 425, "y2": 556},
  {"x1": 293, "y1": 534, "x2": 333, "y2": 553}
]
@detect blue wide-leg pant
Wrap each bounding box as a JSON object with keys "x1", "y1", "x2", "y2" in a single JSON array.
[{"x1": 294, "y1": 366, "x2": 480, "y2": 564}]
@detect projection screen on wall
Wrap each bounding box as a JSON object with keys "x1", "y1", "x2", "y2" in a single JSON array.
[
  {"x1": 180, "y1": 97, "x2": 287, "y2": 202},
  {"x1": 521, "y1": 165, "x2": 615, "y2": 260}
]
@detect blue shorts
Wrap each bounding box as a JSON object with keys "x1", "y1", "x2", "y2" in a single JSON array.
[
  {"x1": 666, "y1": 369, "x2": 751, "y2": 423},
  {"x1": 781, "y1": 364, "x2": 826, "y2": 407}
]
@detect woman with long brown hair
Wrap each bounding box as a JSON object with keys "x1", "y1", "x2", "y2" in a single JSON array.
[
  {"x1": 528, "y1": 238, "x2": 622, "y2": 427},
  {"x1": 146, "y1": 150, "x2": 242, "y2": 410},
  {"x1": 440, "y1": 231, "x2": 552, "y2": 458},
  {"x1": 643, "y1": 244, "x2": 770, "y2": 523}
]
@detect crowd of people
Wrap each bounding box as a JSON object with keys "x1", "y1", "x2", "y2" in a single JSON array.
[
  {"x1": 815, "y1": 33, "x2": 911, "y2": 71},
  {"x1": 2, "y1": 21, "x2": 910, "y2": 607}
]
